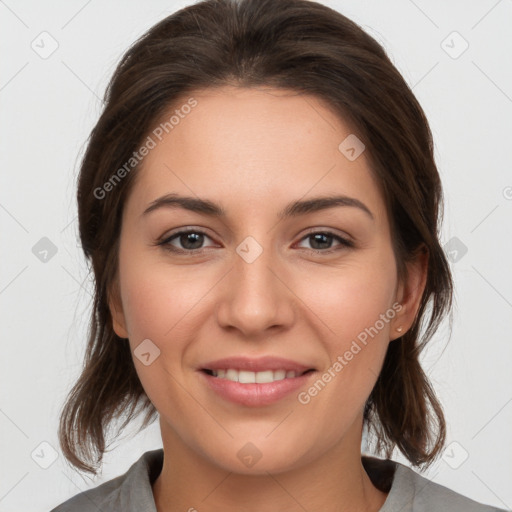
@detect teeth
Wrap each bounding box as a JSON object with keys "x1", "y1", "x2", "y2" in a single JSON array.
[
  {"x1": 239, "y1": 370, "x2": 256, "y2": 383},
  {"x1": 273, "y1": 369, "x2": 286, "y2": 380},
  {"x1": 226, "y1": 369, "x2": 238, "y2": 381},
  {"x1": 209, "y1": 369, "x2": 299, "y2": 383},
  {"x1": 256, "y1": 370, "x2": 274, "y2": 383}
]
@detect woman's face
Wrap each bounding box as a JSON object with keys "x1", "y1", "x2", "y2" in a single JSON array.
[{"x1": 109, "y1": 86, "x2": 424, "y2": 474}]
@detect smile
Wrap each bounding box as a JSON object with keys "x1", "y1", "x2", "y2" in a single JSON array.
[{"x1": 203, "y1": 368, "x2": 314, "y2": 383}]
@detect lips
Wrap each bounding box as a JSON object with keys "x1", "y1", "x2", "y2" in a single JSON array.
[{"x1": 198, "y1": 356, "x2": 317, "y2": 406}]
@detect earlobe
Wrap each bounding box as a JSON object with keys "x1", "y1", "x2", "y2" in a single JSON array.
[
  {"x1": 392, "y1": 246, "x2": 429, "y2": 338},
  {"x1": 108, "y1": 282, "x2": 129, "y2": 339}
]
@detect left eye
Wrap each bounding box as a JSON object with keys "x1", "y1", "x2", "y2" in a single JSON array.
[
  {"x1": 296, "y1": 231, "x2": 353, "y2": 252},
  {"x1": 158, "y1": 229, "x2": 353, "y2": 253}
]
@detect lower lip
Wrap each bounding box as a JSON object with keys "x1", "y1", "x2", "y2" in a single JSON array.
[{"x1": 199, "y1": 371, "x2": 315, "y2": 407}]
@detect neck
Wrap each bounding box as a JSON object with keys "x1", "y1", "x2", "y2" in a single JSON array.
[{"x1": 152, "y1": 421, "x2": 388, "y2": 512}]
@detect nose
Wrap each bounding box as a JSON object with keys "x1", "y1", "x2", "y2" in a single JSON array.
[{"x1": 215, "y1": 238, "x2": 296, "y2": 339}]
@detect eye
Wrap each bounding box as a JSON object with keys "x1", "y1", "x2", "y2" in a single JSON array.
[
  {"x1": 295, "y1": 230, "x2": 354, "y2": 253},
  {"x1": 158, "y1": 229, "x2": 217, "y2": 253}
]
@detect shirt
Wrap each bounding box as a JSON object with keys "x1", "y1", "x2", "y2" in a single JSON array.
[{"x1": 50, "y1": 448, "x2": 508, "y2": 511}]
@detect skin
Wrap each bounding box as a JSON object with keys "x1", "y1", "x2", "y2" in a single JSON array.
[{"x1": 109, "y1": 85, "x2": 427, "y2": 512}]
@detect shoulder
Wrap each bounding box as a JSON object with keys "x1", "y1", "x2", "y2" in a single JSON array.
[
  {"x1": 49, "y1": 449, "x2": 164, "y2": 512},
  {"x1": 363, "y1": 456, "x2": 508, "y2": 512},
  {"x1": 389, "y1": 462, "x2": 509, "y2": 511},
  {"x1": 49, "y1": 472, "x2": 127, "y2": 512}
]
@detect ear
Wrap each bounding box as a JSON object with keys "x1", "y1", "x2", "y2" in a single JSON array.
[
  {"x1": 391, "y1": 245, "x2": 428, "y2": 340},
  {"x1": 107, "y1": 279, "x2": 129, "y2": 339}
]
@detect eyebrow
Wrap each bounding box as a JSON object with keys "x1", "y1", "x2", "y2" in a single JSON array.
[{"x1": 142, "y1": 193, "x2": 374, "y2": 221}]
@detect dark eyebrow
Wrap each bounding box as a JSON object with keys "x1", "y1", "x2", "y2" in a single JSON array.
[
  {"x1": 142, "y1": 193, "x2": 374, "y2": 220},
  {"x1": 279, "y1": 195, "x2": 374, "y2": 220}
]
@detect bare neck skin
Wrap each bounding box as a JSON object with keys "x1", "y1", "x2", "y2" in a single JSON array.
[{"x1": 152, "y1": 413, "x2": 388, "y2": 512}]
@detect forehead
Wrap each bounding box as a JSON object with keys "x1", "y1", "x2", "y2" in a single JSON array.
[{"x1": 125, "y1": 86, "x2": 387, "y2": 225}]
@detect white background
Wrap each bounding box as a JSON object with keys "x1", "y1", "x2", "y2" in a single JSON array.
[{"x1": 1, "y1": 0, "x2": 511, "y2": 510}]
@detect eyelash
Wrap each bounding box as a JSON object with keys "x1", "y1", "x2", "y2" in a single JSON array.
[{"x1": 156, "y1": 228, "x2": 354, "y2": 255}]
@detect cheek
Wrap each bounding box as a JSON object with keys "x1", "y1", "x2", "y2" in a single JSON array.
[
  {"x1": 118, "y1": 249, "x2": 222, "y2": 370},
  {"x1": 118, "y1": 238, "x2": 200, "y2": 333},
  {"x1": 116, "y1": 256, "x2": 206, "y2": 407},
  {"x1": 294, "y1": 250, "x2": 397, "y2": 406},
  {"x1": 297, "y1": 249, "x2": 397, "y2": 341}
]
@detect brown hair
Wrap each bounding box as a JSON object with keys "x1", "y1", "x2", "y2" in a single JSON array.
[{"x1": 59, "y1": 0, "x2": 453, "y2": 475}]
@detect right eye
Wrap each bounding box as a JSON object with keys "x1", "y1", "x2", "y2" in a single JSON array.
[{"x1": 158, "y1": 229, "x2": 218, "y2": 254}]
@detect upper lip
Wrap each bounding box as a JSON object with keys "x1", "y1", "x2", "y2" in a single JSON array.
[{"x1": 200, "y1": 356, "x2": 315, "y2": 374}]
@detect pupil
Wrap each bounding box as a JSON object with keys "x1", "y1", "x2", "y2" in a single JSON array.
[
  {"x1": 182, "y1": 232, "x2": 203, "y2": 249},
  {"x1": 311, "y1": 233, "x2": 331, "y2": 250}
]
